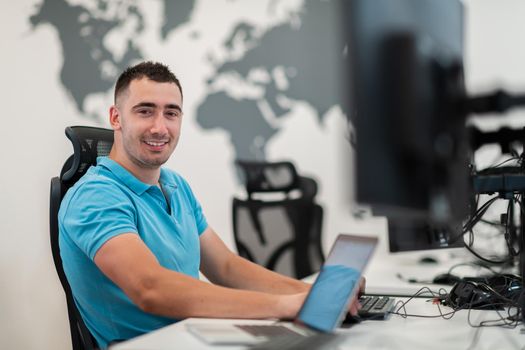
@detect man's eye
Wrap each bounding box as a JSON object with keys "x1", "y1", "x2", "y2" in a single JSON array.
[
  {"x1": 137, "y1": 109, "x2": 153, "y2": 116},
  {"x1": 166, "y1": 111, "x2": 180, "y2": 118}
]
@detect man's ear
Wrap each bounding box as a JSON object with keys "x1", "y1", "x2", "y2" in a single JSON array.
[{"x1": 109, "y1": 105, "x2": 121, "y2": 130}]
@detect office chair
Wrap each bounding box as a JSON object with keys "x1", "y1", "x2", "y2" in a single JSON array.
[
  {"x1": 49, "y1": 126, "x2": 114, "y2": 350},
  {"x1": 232, "y1": 160, "x2": 324, "y2": 279}
]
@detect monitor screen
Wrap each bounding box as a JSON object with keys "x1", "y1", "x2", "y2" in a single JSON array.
[
  {"x1": 387, "y1": 219, "x2": 464, "y2": 252},
  {"x1": 345, "y1": 0, "x2": 471, "y2": 246}
]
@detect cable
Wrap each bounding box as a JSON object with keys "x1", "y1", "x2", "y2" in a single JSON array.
[
  {"x1": 387, "y1": 278, "x2": 523, "y2": 329},
  {"x1": 503, "y1": 196, "x2": 519, "y2": 257},
  {"x1": 462, "y1": 243, "x2": 513, "y2": 265},
  {"x1": 466, "y1": 325, "x2": 483, "y2": 350},
  {"x1": 479, "y1": 218, "x2": 505, "y2": 227},
  {"x1": 455, "y1": 191, "x2": 516, "y2": 264},
  {"x1": 466, "y1": 302, "x2": 521, "y2": 329},
  {"x1": 463, "y1": 196, "x2": 499, "y2": 232},
  {"x1": 389, "y1": 287, "x2": 454, "y2": 319},
  {"x1": 491, "y1": 156, "x2": 521, "y2": 169},
  {"x1": 466, "y1": 154, "x2": 525, "y2": 263}
]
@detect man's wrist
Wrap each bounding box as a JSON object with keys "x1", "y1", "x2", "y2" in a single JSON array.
[{"x1": 275, "y1": 293, "x2": 304, "y2": 320}]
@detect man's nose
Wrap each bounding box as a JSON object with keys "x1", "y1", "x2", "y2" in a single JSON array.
[{"x1": 150, "y1": 114, "x2": 168, "y2": 135}]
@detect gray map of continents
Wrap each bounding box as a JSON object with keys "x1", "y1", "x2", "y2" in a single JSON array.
[
  {"x1": 30, "y1": 0, "x2": 194, "y2": 114},
  {"x1": 30, "y1": 0, "x2": 347, "y2": 162},
  {"x1": 197, "y1": 0, "x2": 348, "y2": 160}
]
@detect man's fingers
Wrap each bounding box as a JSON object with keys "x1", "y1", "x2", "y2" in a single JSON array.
[
  {"x1": 359, "y1": 276, "x2": 366, "y2": 293},
  {"x1": 349, "y1": 301, "x2": 359, "y2": 316},
  {"x1": 348, "y1": 294, "x2": 362, "y2": 316}
]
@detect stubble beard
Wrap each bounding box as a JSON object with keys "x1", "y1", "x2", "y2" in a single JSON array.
[{"x1": 123, "y1": 135, "x2": 173, "y2": 169}]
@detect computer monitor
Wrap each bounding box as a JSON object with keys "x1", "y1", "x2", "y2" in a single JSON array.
[
  {"x1": 387, "y1": 219, "x2": 464, "y2": 253},
  {"x1": 345, "y1": 0, "x2": 471, "y2": 247}
]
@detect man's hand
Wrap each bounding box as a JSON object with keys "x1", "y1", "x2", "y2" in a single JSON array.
[
  {"x1": 359, "y1": 276, "x2": 366, "y2": 295},
  {"x1": 348, "y1": 277, "x2": 366, "y2": 316}
]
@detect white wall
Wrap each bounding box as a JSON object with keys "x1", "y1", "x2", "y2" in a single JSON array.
[{"x1": 1, "y1": 0, "x2": 525, "y2": 349}]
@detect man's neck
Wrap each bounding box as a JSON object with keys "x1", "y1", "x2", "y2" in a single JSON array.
[{"x1": 108, "y1": 151, "x2": 160, "y2": 185}]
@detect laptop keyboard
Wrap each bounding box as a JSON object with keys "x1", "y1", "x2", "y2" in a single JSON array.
[
  {"x1": 235, "y1": 324, "x2": 303, "y2": 337},
  {"x1": 237, "y1": 296, "x2": 395, "y2": 349},
  {"x1": 358, "y1": 295, "x2": 395, "y2": 319},
  {"x1": 248, "y1": 332, "x2": 341, "y2": 350}
]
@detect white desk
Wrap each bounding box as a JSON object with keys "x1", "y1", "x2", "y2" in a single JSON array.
[
  {"x1": 111, "y1": 300, "x2": 524, "y2": 350},
  {"x1": 111, "y1": 249, "x2": 523, "y2": 349}
]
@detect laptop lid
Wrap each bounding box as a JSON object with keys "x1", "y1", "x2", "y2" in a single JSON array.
[{"x1": 295, "y1": 234, "x2": 378, "y2": 332}]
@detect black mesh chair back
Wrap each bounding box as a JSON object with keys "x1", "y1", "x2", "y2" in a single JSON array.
[
  {"x1": 233, "y1": 160, "x2": 324, "y2": 279},
  {"x1": 50, "y1": 126, "x2": 114, "y2": 350}
]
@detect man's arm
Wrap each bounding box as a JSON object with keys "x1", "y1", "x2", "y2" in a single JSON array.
[
  {"x1": 199, "y1": 227, "x2": 310, "y2": 294},
  {"x1": 94, "y1": 233, "x2": 306, "y2": 320},
  {"x1": 199, "y1": 228, "x2": 364, "y2": 316}
]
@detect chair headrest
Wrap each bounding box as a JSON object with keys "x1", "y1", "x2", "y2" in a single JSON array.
[
  {"x1": 61, "y1": 126, "x2": 114, "y2": 184},
  {"x1": 236, "y1": 160, "x2": 298, "y2": 194},
  {"x1": 235, "y1": 160, "x2": 318, "y2": 199}
]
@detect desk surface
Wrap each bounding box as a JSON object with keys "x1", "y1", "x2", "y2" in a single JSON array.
[
  {"x1": 111, "y1": 300, "x2": 524, "y2": 350},
  {"x1": 110, "y1": 249, "x2": 523, "y2": 349}
]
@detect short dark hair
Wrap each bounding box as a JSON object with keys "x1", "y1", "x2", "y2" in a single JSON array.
[{"x1": 114, "y1": 61, "x2": 182, "y2": 103}]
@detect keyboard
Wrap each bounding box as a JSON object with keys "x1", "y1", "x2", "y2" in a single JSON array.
[
  {"x1": 242, "y1": 296, "x2": 395, "y2": 349},
  {"x1": 248, "y1": 332, "x2": 341, "y2": 350},
  {"x1": 235, "y1": 324, "x2": 303, "y2": 337},
  {"x1": 358, "y1": 295, "x2": 396, "y2": 319}
]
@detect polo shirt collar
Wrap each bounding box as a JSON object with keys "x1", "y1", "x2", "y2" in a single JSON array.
[
  {"x1": 159, "y1": 167, "x2": 178, "y2": 189},
  {"x1": 97, "y1": 157, "x2": 153, "y2": 195}
]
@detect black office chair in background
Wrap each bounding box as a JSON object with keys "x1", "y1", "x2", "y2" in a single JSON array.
[
  {"x1": 49, "y1": 126, "x2": 114, "y2": 350},
  {"x1": 232, "y1": 160, "x2": 325, "y2": 279}
]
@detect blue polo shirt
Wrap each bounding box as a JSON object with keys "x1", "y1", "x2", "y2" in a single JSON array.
[{"x1": 59, "y1": 157, "x2": 208, "y2": 349}]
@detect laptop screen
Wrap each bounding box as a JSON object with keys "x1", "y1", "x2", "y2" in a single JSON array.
[{"x1": 297, "y1": 234, "x2": 378, "y2": 332}]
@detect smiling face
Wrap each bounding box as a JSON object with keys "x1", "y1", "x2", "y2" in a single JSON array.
[{"x1": 109, "y1": 77, "x2": 183, "y2": 181}]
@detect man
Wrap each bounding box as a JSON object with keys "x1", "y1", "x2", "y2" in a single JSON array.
[{"x1": 59, "y1": 61, "x2": 360, "y2": 349}]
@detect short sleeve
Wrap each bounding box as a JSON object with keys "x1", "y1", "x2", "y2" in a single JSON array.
[
  {"x1": 193, "y1": 197, "x2": 208, "y2": 235},
  {"x1": 60, "y1": 180, "x2": 138, "y2": 260},
  {"x1": 176, "y1": 175, "x2": 208, "y2": 235}
]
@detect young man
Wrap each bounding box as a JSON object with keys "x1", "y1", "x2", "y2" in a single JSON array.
[{"x1": 59, "y1": 61, "x2": 360, "y2": 348}]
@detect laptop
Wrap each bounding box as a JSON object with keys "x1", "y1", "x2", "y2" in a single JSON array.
[{"x1": 187, "y1": 234, "x2": 379, "y2": 347}]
